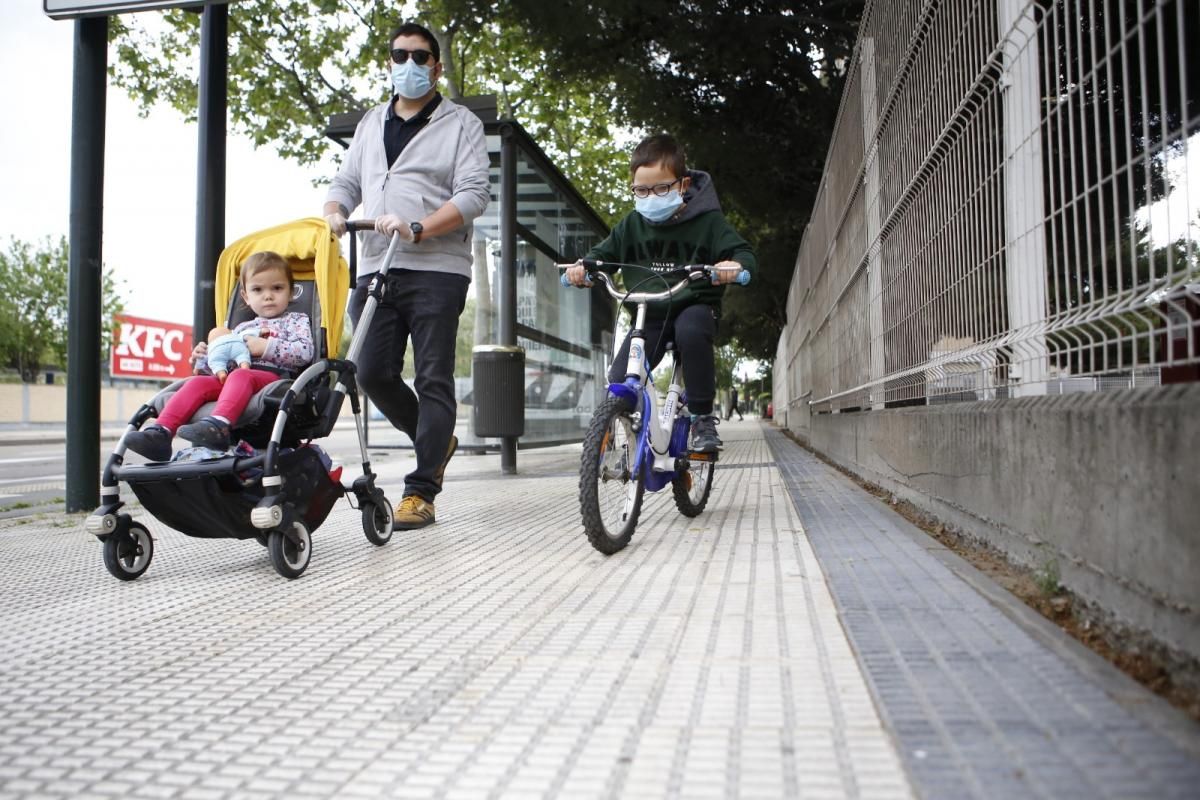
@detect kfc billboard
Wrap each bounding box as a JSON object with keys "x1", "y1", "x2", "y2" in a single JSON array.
[{"x1": 110, "y1": 314, "x2": 192, "y2": 380}]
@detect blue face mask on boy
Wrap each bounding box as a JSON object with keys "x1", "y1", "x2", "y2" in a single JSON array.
[
  {"x1": 392, "y1": 60, "x2": 433, "y2": 99},
  {"x1": 635, "y1": 190, "x2": 684, "y2": 223}
]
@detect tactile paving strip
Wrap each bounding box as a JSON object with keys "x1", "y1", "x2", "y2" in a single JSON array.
[
  {"x1": 0, "y1": 421, "x2": 910, "y2": 799},
  {"x1": 764, "y1": 425, "x2": 1200, "y2": 800}
]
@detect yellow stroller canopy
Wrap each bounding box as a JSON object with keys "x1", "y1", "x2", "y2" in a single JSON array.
[{"x1": 214, "y1": 218, "x2": 348, "y2": 357}]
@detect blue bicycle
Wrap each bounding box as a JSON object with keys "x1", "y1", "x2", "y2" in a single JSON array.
[{"x1": 560, "y1": 260, "x2": 750, "y2": 554}]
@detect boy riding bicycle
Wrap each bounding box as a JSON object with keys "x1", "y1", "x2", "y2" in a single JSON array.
[{"x1": 565, "y1": 133, "x2": 756, "y2": 452}]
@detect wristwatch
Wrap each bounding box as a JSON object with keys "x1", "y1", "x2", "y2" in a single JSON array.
[{"x1": 409, "y1": 221, "x2": 424, "y2": 243}]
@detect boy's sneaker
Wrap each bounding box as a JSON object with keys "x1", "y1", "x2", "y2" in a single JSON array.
[
  {"x1": 177, "y1": 417, "x2": 231, "y2": 451},
  {"x1": 690, "y1": 414, "x2": 722, "y2": 454},
  {"x1": 432, "y1": 434, "x2": 458, "y2": 490},
  {"x1": 124, "y1": 424, "x2": 173, "y2": 462},
  {"x1": 394, "y1": 495, "x2": 436, "y2": 530}
]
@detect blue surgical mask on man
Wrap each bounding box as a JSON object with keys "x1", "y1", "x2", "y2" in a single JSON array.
[
  {"x1": 392, "y1": 60, "x2": 433, "y2": 99},
  {"x1": 635, "y1": 190, "x2": 685, "y2": 223}
]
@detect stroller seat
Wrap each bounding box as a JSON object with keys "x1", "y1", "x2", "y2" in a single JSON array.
[
  {"x1": 148, "y1": 218, "x2": 350, "y2": 448},
  {"x1": 149, "y1": 276, "x2": 333, "y2": 448}
]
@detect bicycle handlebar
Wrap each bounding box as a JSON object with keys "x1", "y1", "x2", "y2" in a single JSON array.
[{"x1": 558, "y1": 260, "x2": 750, "y2": 301}]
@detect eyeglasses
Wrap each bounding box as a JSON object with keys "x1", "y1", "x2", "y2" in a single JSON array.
[
  {"x1": 390, "y1": 48, "x2": 434, "y2": 66},
  {"x1": 630, "y1": 179, "x2": 681, "y2": 199}
]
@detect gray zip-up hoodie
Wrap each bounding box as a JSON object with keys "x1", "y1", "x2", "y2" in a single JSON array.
[{"x1": 325, "y1": 96, "x2": 491, "y2": 279}]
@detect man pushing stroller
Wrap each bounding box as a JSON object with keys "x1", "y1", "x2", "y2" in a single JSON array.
[{"x1": 323, "y1": 21, "x2": 490, "y2": 530}]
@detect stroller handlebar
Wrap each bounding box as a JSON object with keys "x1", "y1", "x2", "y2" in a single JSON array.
[{"x1": 345, "y1": 218, "x2": 376, "y2": 233}]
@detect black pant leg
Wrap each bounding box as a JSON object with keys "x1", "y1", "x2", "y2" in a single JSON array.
[
  {"x1": 396, "y1": 271, "x2": 469, "y2": 501},
  {"x1": 607, "y1": 317, "x2": 669, "y2": 383},
  {"x1": 347, "y1": 274, "x2": 419, "y2": 438},
  {"x1": 673, "y1": 304, "x2": 717, "y2": 415}
]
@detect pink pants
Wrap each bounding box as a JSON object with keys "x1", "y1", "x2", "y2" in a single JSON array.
[{"x1": 156, "y1": 369, "x2": 279, "y2": 432}]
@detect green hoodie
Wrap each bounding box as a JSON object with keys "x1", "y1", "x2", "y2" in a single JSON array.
[{"x1": 585, "y1": 170, "x2": 756, "y2": 319}]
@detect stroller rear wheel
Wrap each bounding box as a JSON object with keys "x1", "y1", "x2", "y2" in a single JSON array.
[
  {"x1": 362, "y1": 500, "x2": 394, "y2": 547},
  {"x1": 268, "y1": 521, "x2": 311, "y2": 579},
  {"x1": 102, "y1": 522, "x2": 154, "y2": 581}
]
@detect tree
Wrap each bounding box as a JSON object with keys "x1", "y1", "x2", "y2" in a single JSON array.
[
  {"x1": 108, "y1": 1, "x2": 865, "y2": 359},
  {"x1": 108, "y1": 1, "x2": 632, "y2": 223},
  {"x1": 0, "y1": 237, "x2": 126, "y2": 382},
  {"x1": 499, "y1": 0, "x2": 864, "y2": 359}
]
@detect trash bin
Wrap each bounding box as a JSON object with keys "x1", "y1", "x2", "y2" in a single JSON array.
[{"x1": 472, "y1": 345, "x2": 525, "y2": 438}]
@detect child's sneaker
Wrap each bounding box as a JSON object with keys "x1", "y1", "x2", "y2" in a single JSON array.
[
  {"x1": 177, "y1": 417, "x2": 232, "y2": 451},
  {"x1": 690, "y1": 414, "x2": 722, "y2": 453},
  {"x1": 124, "y1": 424, "x2": 173, "y2": 462}
]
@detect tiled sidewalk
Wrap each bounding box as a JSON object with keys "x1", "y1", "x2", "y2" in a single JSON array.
[{"x1": 0, "y1": 421, "x2": 911, "y2": 799}]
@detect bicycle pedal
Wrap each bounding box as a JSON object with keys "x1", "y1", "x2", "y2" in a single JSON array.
[{"x1": 687, "y1": 451, "x2": 718, "y2": 463}]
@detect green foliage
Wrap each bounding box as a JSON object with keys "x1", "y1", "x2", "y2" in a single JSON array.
[
  {"x1": 499, "y1": 0, "x2": 864, "y2": 358},
  {"x1": 713, "y1": 343, "x2": 738, "y2": 390},
  {"x1": 0, "y1": 237, "x2": 125, "y2": 382},
  {"x1": 1034, "y1": 556, "x2": 1061, "y2": 597},
  {"x1": 108, "y1": 1, "x2": 633, "y2": 223},
  {"x1": 108, "y1": 0, "x2": 864, "y2": 360}
]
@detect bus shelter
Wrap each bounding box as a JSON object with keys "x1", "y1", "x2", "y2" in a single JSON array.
[{"x1": 325, "y1": 98, "x2": 615, "y2": 468}]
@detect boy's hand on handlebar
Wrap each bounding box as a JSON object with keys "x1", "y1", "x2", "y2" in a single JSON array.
[
  {"x1": 324, "y1": 212, "x2": 347, "y2": 236},
  {"x1": 712, "y1": 261, "x2": 743, "y2": 285},
  {"x1": 565, "y1": 262, "x2": 592, "y2": 287},
  {"x1": 375, "y1": 214, "x2": 415, "y2": 242}
]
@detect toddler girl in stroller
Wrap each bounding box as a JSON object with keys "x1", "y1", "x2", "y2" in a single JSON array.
[
  {"x1": 87, "y1": 217, "x2": 395, "y2": 581},
  {"x1": 124, "y1": 251, "x2": 314, "y2": 461}
]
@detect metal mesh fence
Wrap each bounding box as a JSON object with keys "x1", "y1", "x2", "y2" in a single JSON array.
[{"x1": 777, "y1": 0, "x2": 1199, "y2": 415}]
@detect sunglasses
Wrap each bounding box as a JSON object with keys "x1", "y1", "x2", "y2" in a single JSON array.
[
  {"x1": 630, "y1": 178, "x2": 681, "y2": 199},
  {"x1": 390, "y1": 48, "x2": 435, "y2": 66}
]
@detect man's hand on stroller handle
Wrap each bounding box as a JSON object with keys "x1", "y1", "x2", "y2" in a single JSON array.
[
  {"x1": 333, "y1": 218, "x2": 414, "y2": 244},
  {"x1": 373, "y1": 214, "x2": 416, "y2": 242}
]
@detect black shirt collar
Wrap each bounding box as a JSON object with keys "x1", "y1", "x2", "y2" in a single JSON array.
[{"x1": 386, "y1": 92, "x2": 443, "y2": 122}]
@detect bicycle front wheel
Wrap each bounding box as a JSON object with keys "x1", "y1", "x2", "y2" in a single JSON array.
[
  {"x1": 673, "y1": 457, "x2": 714, "y2": 517},
  {"x1": 580, "y1": 395, "x2": 645, "y2": 554}
]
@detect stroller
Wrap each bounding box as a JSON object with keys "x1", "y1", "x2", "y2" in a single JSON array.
[{"x1": 87, "y1": 218, "x2": 400, "y2": 580}]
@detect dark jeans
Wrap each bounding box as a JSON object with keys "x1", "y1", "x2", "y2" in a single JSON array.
[
  {"x1": 349, "y1": 269, "x2": 469, "y2": 501},
  {"x1": 607, "y1": 303, "x2": 717, "y2": 415}
]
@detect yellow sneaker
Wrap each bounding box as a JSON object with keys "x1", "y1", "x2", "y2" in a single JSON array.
[{"x1": 394, "y1": 495, "x2": 436, "y2": 529}]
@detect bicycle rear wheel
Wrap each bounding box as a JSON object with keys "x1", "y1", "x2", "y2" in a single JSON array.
[
  {"x1": 673, "y1": 457, "x2": 714, "y2": 517},
  {"x1": 580, "y1": 395, "x2": 645, "y2": 554}
]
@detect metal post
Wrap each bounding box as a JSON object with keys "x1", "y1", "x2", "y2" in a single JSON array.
[
  {"x1": 499, "y1": 126, "x2": 518, "y2": 473},
  {"x1": 1000, "y1": 0, "x2": 1049, "y2": 396},
  {"x1": 860, "y1": 36, "x2": 886, "y2": 409},
  {"x1": 194, "y1": 3, "x2": 228, "y2": 344},
  {"x1": 65, "y1": 15, "x2": 107, "y2": 512}
]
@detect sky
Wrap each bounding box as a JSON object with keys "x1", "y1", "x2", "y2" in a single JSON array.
[{"x1": 0, "y1": 3, "x2": 335, "y2": 325}]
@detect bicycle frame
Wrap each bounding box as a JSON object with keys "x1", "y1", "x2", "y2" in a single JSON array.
[{"x1": 564, "y1": 266, "x2": 717, "y2": 493}]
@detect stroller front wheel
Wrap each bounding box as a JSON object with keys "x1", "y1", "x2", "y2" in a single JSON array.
[
  {"x1": 268, "y1": 521, "x2": 312, "y2": 579},
  {"x1": 361, "y1": 500, "x2": 394, "y2": 547},
  {"x1": 102, "y1": 521, "x2": 154, "y2": 581}
]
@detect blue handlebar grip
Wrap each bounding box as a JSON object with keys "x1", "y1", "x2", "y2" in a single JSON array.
[
  {"x1": 560, "y1": 272, "x2": 571, "y2": 287},
  {"x1": 736, "y1": 270, "x2": 751, "y2": 285}
]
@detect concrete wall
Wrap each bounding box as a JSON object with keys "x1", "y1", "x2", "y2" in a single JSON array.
[
  {"x1": 789, "y1": 383, "x2": 1200, "y2": 663},
  {"x1": 0, "y1": 383, "x2": 146, "y2": 425},
  {"x1": 0, "y1": 383, "x2": 364, "y2": 426}
]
